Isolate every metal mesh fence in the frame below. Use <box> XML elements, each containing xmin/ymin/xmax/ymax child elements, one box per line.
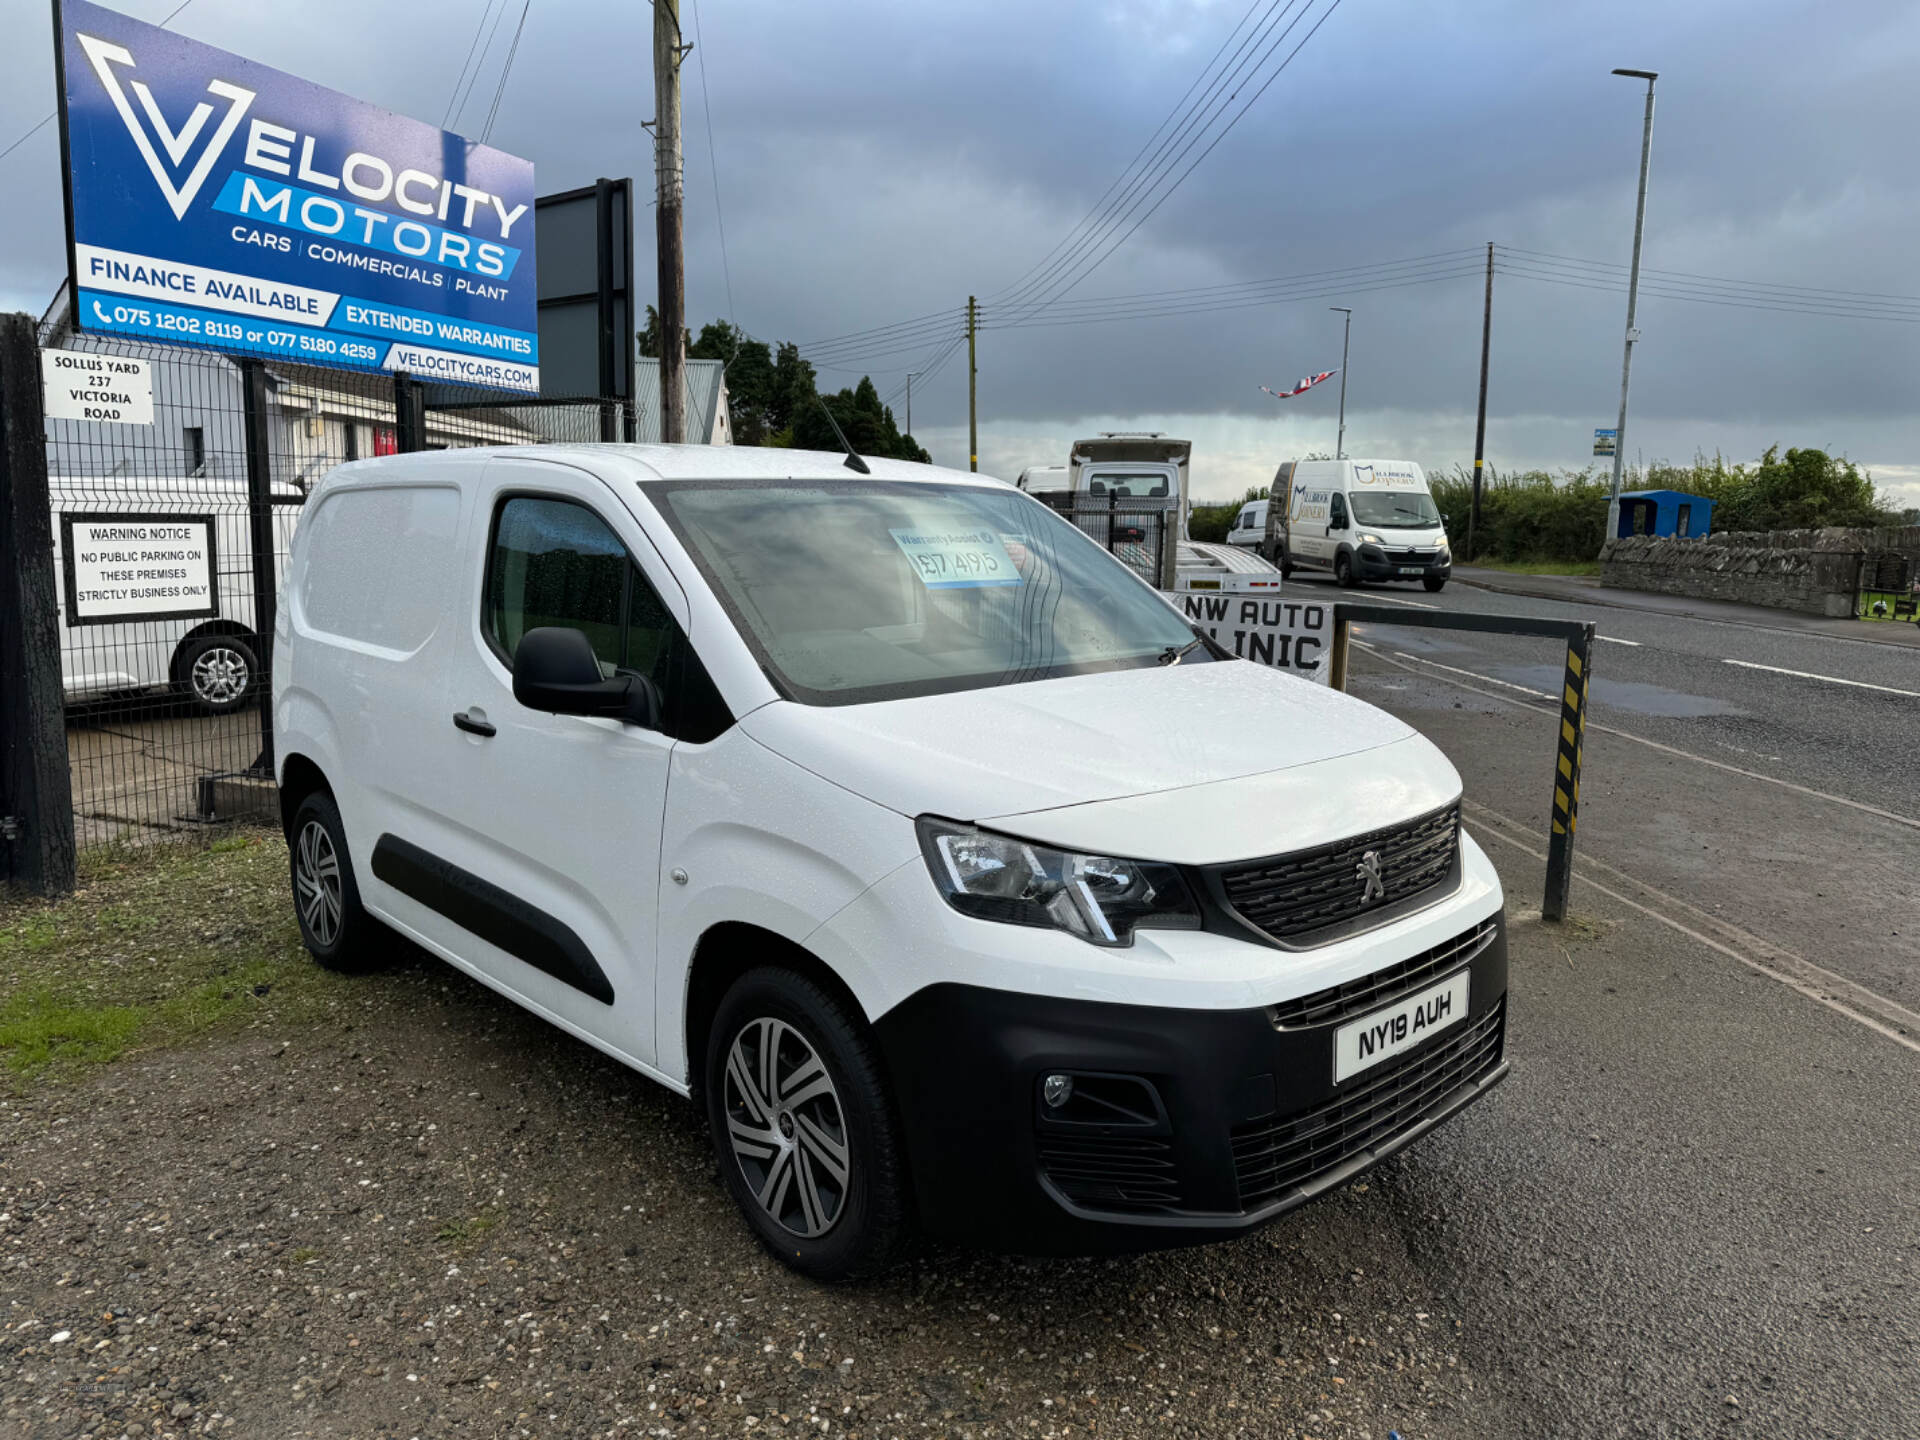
<box><xmin>1031</xmin><ymin>491</ymin><xmax>1178</xmax><ymax>590</ymax></box>
<box><xmin>30</xmin><ymin>321</ymin><xmax>632</xmax><ymax>854</ymax></box>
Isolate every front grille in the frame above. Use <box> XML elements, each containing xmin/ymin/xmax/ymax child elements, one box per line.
<box><xmin>1217</xmin><ymin>804</ymin><xmax>1459</xmax><ymax>943</ymax></box>
<box><xmin>1039</xmin><ymin>1135</ymin><xmax>1182</xmax><ymax>1213</ymax></box>
<box><xmin>1268</xmin><ymin>918</ymin><xmax>1498</xmax><ymax>1030</ymax></box>
<box><xmin>1232</xmin><ymin>1001</ymin><xmax>1505</xmax><ymax>1209</ymax></box>
<box><xmin>1386</xmin><ymin>549</ymin><xmax>1431</xmax><ymax>563</ymax></box>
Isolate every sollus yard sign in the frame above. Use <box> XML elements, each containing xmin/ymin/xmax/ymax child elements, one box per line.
<box><xmin>54</xmin><ymin>0</ymin><xmax>538</xmax><ymax>391</ymax></box>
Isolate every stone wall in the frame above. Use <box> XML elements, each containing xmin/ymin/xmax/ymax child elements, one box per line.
<box><xmin>1599</xmin><ymin>525</ymin><xmax>1920</xmax><ymax>617</ymax></box>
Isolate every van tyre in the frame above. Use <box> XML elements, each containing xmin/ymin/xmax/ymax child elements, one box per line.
<box><xmin>176</xmin><ymin>633</ymin><xmax>257</xmax><ymax>715</ymax></box>
<box><xmin>288</xmin><ymin>790</ymin><xmax>383</xmax><ymax>972</ymax></box>
<box><xmin>706</xmin><ymin>967</ymin><xmax>912</xmax><ymax>1282</ymax></box>
<box><xmin>1423</xmin><ymin>575</ymin><xmax>1448</xmax><ymax>593</ymax></box>
<box><xmin>1334</xmin><ymin>551</ymin><xmax>1356</xmax><ymax>588</ymax></box>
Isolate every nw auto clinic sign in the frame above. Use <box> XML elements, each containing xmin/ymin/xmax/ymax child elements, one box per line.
<box><xmin>55</xmin><ymin>0</ymin><xmax>538</xmax><ymax>391</ymax></box>
<box><xmin>1171</xmin><ymin>589</ymin><xmax>1331</xmax><ymax>684</ymax></box>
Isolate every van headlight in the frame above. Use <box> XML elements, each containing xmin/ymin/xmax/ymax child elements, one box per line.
<box><xmin>1356</xmin><ymin>532</ymin><xmax>1383</xmax><ymax>545</ymax></box>
<box><xmin>916</xmin><ymin>818</ymin><xmax>1200</xmax><ymax>947</ymax></box>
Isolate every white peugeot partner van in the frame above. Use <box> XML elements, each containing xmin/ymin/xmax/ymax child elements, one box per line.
<box><xmin>1264</xmin><ymin>458</ymin><xmax>1452</xmax><ymax>591</ymax></box>
<box><xmin>273</xmin><ymin>445</ymin><xmax>1507</xmax><ymax>1279</ymax></box>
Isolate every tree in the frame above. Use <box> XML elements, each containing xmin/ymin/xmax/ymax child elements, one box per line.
<box><xmin>689</xmin><ymin>322</ymin><xmax>775</xmax><ymax>446</ymax></box>
<box><xmin>1711</xmin><ymin>447</ymin><xmax>1892</xmax><ymax>532</ymax></box>
<box><xmin>791</xmin><ymin>376</ymin><xmax>928</xmax><ymax>463</ymax></box>
<box><xmin>635</xmin><ymin>305</ymin><xmax>692</xmax><ymax>360</ymax></box>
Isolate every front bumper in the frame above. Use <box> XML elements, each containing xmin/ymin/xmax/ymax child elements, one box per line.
<box><xmin>871</xmin><ymin>911</ymin><xmax>1508</xmax><ymax>1254</ymax></box>
<box><xmin>1354</xmin><ymin>545</ymin><xmax>1451</xmax><ymax>582</ymax></box>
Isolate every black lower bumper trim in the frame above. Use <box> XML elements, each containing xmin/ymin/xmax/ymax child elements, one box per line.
<box><xmin>872</xmin><ymin>912</ymin><xmax>1508</xmax><ymax>1254</ymax></box>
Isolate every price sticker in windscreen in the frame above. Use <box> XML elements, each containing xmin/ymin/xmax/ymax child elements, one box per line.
<box><xmin>889</xmin><ymin>527</ymin><xmax>1024</xmax><ymax>589</ymax></box>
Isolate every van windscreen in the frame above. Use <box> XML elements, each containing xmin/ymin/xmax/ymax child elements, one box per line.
<box><xmin>645</xmin><ymin>479</ymin><xmax>1213</xmax><ymax>705</ymax></box>
<box><xmin>1349</xmin><ymin>491</ymin><xmax>1441</xmax><ymax>528</ymax></box>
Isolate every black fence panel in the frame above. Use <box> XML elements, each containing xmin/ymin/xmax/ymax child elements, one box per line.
<box><xmin>1031</xmin><ymin>491</ymin><xmax>1178</xmax><ymax>589</ymax></box>
<box><xmin>29</xmin><ymin>320</ymin><xmax>633</xmax><ymax>855</ymax></box>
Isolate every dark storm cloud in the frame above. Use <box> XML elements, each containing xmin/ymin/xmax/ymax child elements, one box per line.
<box><xmin>3</xmin><ymin>0</ymin><xmax>1916</xmax><ymax>476</ymax></box>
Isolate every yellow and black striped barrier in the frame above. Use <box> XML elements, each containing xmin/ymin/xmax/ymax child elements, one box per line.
<box><xmin>1331</xmin><ymin>603</ymin><xmax>1597</xmax><ymax>923</ymax></box>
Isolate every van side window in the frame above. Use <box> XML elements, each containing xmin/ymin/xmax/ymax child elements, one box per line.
<box><xmin>486</xmin><ymin>497</ymin><xmax>629</xmax><ymax>671</ymax></box>
<box><xmin>484</xmin><ymin>495</ymin><xmax>734</xmax><ymax>742</ymax></box>
<box><xmin>1329</xmin><ymin>494</ymin><xmax>1349</xmax><ymax>529</ymax></box>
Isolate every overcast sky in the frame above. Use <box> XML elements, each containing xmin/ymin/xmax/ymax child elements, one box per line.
<box><xmin>5</xmin><ymin>0</ymin><xmax>1918</xmax><ymax>504</ymax></box>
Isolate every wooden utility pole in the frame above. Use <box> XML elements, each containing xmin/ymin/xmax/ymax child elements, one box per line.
<box><xmin>1468</xmin><ymin>241</ymin><xmax>1493</xmax><ymax>562</ymax></box>
<box><xmin>966</xmin><ymin>296</ymin><xmax>978</xmax><ymax>472</ymax></box>
<box><xmin>653</xmin><ymin>0</ymin><xmax>687</xmax><ymax>444</ymax></box>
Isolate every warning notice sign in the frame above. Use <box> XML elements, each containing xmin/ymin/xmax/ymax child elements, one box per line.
<box><xmin>60</xmin><ymin>512</ymin><xmax>218</xmax><ymax>624</ymax></box>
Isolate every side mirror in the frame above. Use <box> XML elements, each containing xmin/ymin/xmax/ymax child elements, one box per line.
<box><xmin>512</xmin><ymin>626</ymin><xmax>661</xmax><ymax>729</ymax></box>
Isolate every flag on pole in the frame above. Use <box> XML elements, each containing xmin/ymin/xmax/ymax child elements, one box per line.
<box><xmin>1261</xmin><ymin>370</ymin><xmax>1338</xmax><ymax>401</ymax></box>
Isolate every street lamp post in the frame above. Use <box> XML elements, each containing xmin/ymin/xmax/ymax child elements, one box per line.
<box><xmin>1607</xmin><ymin>68</ymin><xmax>1658</xmax><ymax>544</ymax></box>
<box><xmin>1329</xmin><ymin>306</ymin><xmax>1352</xmax><ymax>459</ymax></box>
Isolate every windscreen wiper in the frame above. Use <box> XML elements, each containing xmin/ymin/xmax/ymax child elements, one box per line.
<box><xmin>1159</xmin><ymin>636</ymin><xmax>1207</xmax><ymax>666</ymax></box>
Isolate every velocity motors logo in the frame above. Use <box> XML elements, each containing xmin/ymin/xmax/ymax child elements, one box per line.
<box><xmin>76</xmin><ymin>32</ymin><xmax>254</xmax><ymax>221</ymax></box>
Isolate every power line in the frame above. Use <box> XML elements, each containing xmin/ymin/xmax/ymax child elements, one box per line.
<box><xmin>983</xmin><ymin>261</ymin><xmax>1483</xmax><ymax>331</ymax></box>
<box><xmin>687</xmin><ymin>0</ymin><xmax>735</xmax><ymax>327</ymax></box>
<box><xmin>1495</xmin><ymin>250</ymin><xmax>1920</xmax><ymax>324</ymax></box>
<box><xmin>999</xmin><ymin>0</ymin><xmax>1348</xmax><ymax>327</ymax></box>
<box><xmin>1498</xmin><ymin>245</ymin><xmax>1920</xmax><ymax>309</ymax></box>
<box><xmin>0</xmin><ymin>0</ymin><xmax>197</xmax><ymax>166</ymax></box>
<box><xmin>992</xmin><ymin>0</ymin><xmax>1323</xmax><ymax>321</ymax></box>
<box><xmin>450</xmin><ymin>0</ymin><xmax>515</xmax><ymax>131</ymax></box>
<box><xmin>478</xmin><ymin>0</ymin><xmax>535</xmax><ymax>144</ymax></box>
<box><xmin>982</xmin><ymin>0</ymin><xmax>1297</xmax><ymax>309</ymax></box>
<box><xmin>444</xmin><ymin>0</ymin><xmax>503</xmax><ymax>128</ymax></box>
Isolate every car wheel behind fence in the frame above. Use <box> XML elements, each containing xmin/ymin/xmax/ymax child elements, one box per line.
<box><xmin>176</xmin><ymin>633</ymin><xmax>258</xmax><ymax>715</ymax></box>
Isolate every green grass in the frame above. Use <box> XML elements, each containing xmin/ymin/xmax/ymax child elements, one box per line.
<box><xmin>0</xmin><ymin>831</ymin><xmax>351</xmax><ymax>1091</ymax></box>
<box><xmin>1460</xmin><ymin>557</ymin><xmax>1602</xmax><ymax>578</ymax></box>
<box><xmin>435</xmin><ymin>1209</ymin><xmax>501</xmax><ymax>1246</ymax></box>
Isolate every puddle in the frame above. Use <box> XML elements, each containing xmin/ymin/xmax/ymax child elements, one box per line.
<box><xmin>1498</xmin><ymin>663</ymin><xmax>1748</xmax><ymax>718</ymax></box>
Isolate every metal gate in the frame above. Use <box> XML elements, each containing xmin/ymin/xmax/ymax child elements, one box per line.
<box><xmin>1031</xmin><ymin>491</ymin><xmax>1179</xmax><ymax>590</ymax></box>
<box><xmin>1</xmin><ymin>309</ymin><xmax>636</xmax><ymax>883</ymax></box>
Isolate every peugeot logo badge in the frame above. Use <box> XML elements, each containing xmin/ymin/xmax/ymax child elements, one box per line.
<box><xmin>1356</xmin><ymin>850</ymin><xmax>1386</xmax><ymax>906</ymax></box>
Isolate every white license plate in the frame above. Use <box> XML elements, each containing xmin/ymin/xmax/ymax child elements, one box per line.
<box><xmin>1397</xmin><ymin>565</ymin><xmax>1424</xmax><ymax>576</ymax></box>
<box><xmin>1333</xmin><ymin>969</ymin><xmax>1471</xmax><ymax>1083</ymax></box>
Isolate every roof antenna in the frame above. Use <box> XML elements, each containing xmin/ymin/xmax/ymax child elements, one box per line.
<box><xmin>813</xmin><ymin>395</ymin><xmax>870</xmax><ymax>474</ymax></box>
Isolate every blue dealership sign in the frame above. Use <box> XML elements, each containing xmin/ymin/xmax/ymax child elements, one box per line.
<box><xmin>55</xmin><ymin>0</ymin><xmax>538</xmax><ymax>391</ymax></box>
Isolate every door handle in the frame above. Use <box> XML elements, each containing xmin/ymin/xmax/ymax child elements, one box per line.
<box><xmin>452</xmin><ymin>710</ymin><xmax>496</xmax><ymax>737</ymax></box>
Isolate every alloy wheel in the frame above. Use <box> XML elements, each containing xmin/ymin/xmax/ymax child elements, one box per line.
<box><xmin>723</xmin><ymin>1017</ymin><xmax>851</xmax><ymax>1238</ymax></box>
<box><xmin>191</xmin><ymin>645</ymin><xmax>249</xmax><ymax>706</ymax></box>
<box><xmin>294</xmin><ymin>819</ymin><xmax>343</xmax><ymax>948</ymax></box>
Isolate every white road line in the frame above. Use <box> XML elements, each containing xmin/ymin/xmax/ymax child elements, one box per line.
<box><xmin>1360</xmin><ymin>647</ymin><xmax>1920</xmax><ymax>833</ymax></box>
<box><xmin>1392</xmin><ymin>652</ymin><xmax>1556</xmax><ymax>700</ymax></box>
<box><xmin>1353</xmin><ymin>593</ymin><xmax>1440</xmax><ymax>609</ymax></box>
<box><xmin>1596</xmin><ymin>635</ymin><xmax>1641</xmax><ymax>646</ymax></box>
<box><xmin>1466</xmin><ymin>802</ymin><xmax>1920</xmax><ymax>1057</ymax></box>
<box><xmin>1722</xmin><ymin>658</ymin><xmax>1920</xmax><ymax>699</ymax></box>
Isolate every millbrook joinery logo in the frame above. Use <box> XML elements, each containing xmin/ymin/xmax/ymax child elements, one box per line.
<box><xmin>75</xmin><ymin>31</ymin><xmax>256</xmax><ymax>221</ymax></box>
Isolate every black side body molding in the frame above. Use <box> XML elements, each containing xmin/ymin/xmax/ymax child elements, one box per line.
<box><xmin>371</xmin><ymin>835</ymin><xmax>614</xmax><ymax>1004</ymax></box>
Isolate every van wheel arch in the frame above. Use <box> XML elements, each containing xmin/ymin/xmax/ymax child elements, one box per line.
<box><xmin>277</xmin><ymin>753</ymin><xmax>333</xmax><ymax>841</ymax></box>
<box><xmin>683</xmin><ymin>923</ymin><xmax>868</xmax><ymax>1098</ymax></box>
<box><xmin>170</xmin><ymin>619</ymin><xmax>259</xmax><ymax>676</ymax></box>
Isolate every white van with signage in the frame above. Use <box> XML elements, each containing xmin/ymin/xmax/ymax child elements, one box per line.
<box><xmin>273</xmin><ymin>444</ymin><xmax>1508</xmax><ymax>1280</ymax></box>
<box><xmin>52</xmin><ymin>476</ymin><xmax>301</xmax><ymax>713</ymax></box>
<box><xmin>1264</xmin><ymin>458</ymin><xmax>1452</xmax><ymax>592</ymax></box>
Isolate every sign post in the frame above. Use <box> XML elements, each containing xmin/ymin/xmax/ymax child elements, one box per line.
<box><xmin>54</xmin><ymin>0</ymin><xmax>538</xmax><ymax>390</ymax></box>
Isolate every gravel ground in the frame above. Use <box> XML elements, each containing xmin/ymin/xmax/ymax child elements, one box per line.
<box><xmin>2</xmin><ymin>836</ymin><xmax>1508</xmax><ymax>1440</ymax></box>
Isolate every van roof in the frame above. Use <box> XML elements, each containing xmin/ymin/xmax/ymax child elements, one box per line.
<box><xmin>342</xmin><ymin>443</ymin><xmax>996</xmax><ymax>487</ymax></box>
